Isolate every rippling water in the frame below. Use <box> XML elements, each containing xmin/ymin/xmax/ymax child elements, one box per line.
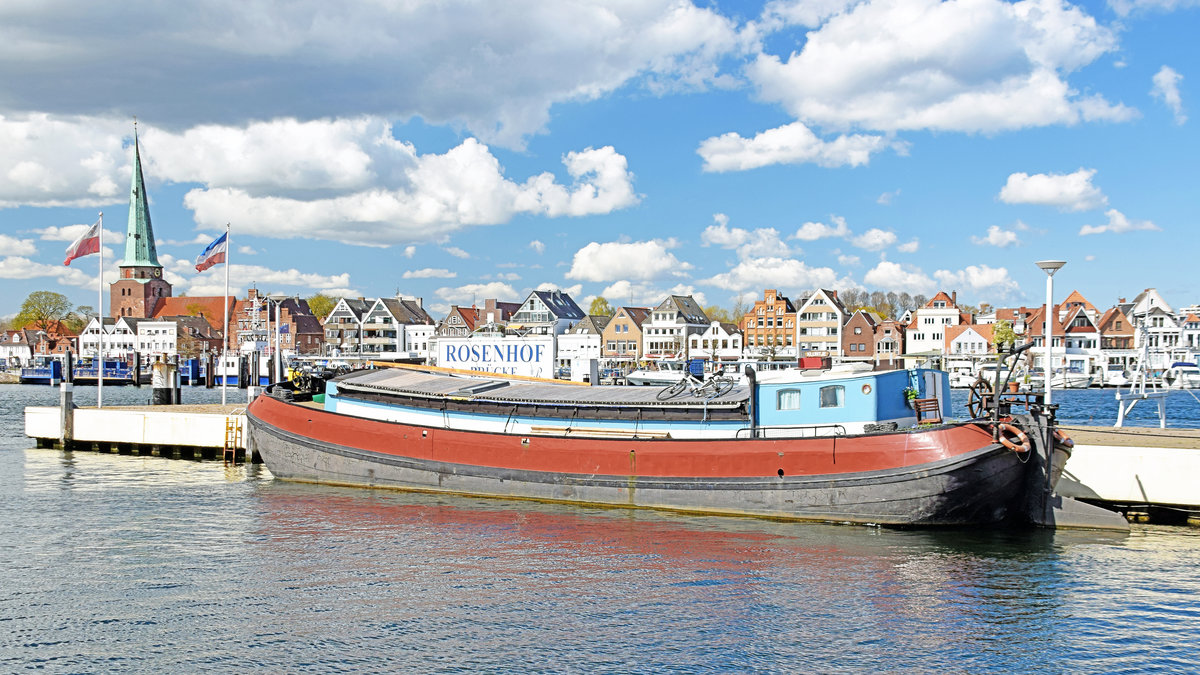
<box><xmin>3</xmin><ymin>383</ymin><xmax>1200</xmax><ymax>672</ymax></box>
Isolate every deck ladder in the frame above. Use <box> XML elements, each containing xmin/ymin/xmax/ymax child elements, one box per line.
<box><xmin>223</xmin><ymin>417</ymin><xmax>242</xmax><ymax>464</ymax></box>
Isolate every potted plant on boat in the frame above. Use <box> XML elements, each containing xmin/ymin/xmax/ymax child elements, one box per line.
<box><xmin>903</xmin><ymin>387</ymin><xmax>919</xmax><ymax>408</ymax></box>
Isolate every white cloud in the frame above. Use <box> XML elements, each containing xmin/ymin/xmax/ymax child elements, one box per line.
<box><xmin>0</xmin><ymin>255</ymin><xmax>106</xmax><ymax>287</ymax></box>
<box><xmin>793</xmin><ymin>215</ymin><xmax>850</xmax><ymax>241</ymax></box>
<box><xmin>701</xmin><ymin>216</ymin><xmax>790</xmax><ymax>259</ymax></box>
<box><xmin>494</xmin><ymin>272</ymin><xmax>522</xmax><ymax>281</ymax></box>
<box><xmin>837</xmin><ymin>254</ymin><xmax>860</xmax><ymax>266</ymax></box>
<box><xmin>998</xmin><ymin>168</ymin><xmax>1107</xmax><ymax>211</ymax></box>
<box><xmin>403</xmin><ymin>246</ymin><xmax>416</xmax><ymax>258</ymax></box>
<box><xmin>1</xmin><ymin>3</ymin><xmax>747</xmax><ymax>149</ymax></box>
<box><xmin>402</xmin><ymin>268</ymin><xmax>457</xmax><ymax>279</ymax></box>
<box><xmin>35</xmin><ymin>223</ymin><xmax>122</xmax><ymax>244</ymax></box>
<box><xmin>971</xmin><ymin>225</ymin><xmax>1021</xmax><ymax>247</ymax></box>
<box><xmin>747</xmin><ymin>0</ymin><xmax>1129</xmax><ymax>139</ymax></box>
<box><xmin>702</xmin><ymin>256</ymin><xmax>845</xmax><ymax>292</ymax></box>
<box><xmin>1078</xmin><ymin>209</ymin><xmax>1161</xmax><ymax>235</ymax></box>
<box><xmin>443</xmin><ymin>246</ymin><xmax>470</xmax><ymax>259</ymax></box>
<box><xmin>1151</xmin><ymin>65</ymin><xmax>1187</xmax><ymax>124</ymax></box>
<box><xmin>597</xmin><ymin>280</ymin><xmax>662</xmax><ymax>307</ymax></box>
<box><xmin>182</xmin><ymin>263</ymin><xmax>355</xmax><ymax>298</ymax></box>
<box><xmin>851</xmin><ymin>228</ymin><xmax>897</xmax><ymax>251</ymax></box>
<box><xmin>184</xmin><ymin>137</ymin><xmax>639</xmax><ymax>247</ymax></box>
<box><xmin>529</xmin><ymin>240</ymin><xmax>546</xmax><ymax>254</ymax></box>
<box><xmin>1109</xmin><ymin>0</ymin><xmax>1200</xmax><ymax>17</ymax></box>
<box><xmin>566</xmin><ymin>239</ymin><xmax>691</xmax><ymax>282</ymax></box>
<box><xmin>435</xmin><ymin>282</ymin><xmax>521</xmax><ymax>305</ymax></box>
<box><xmin>237</xmin><ymin>245</ymin><xmax>257</xmax><ymax>255</ymax></box>
<box><xmin>698</xmin><ymin>121</ymin><xmax>890</xmax><ymax>171</ymax></box>
<box><xmin>933</xmin><ymin>264</ymin><xmax>1019</xmax><ymax>296</ymax></box>
<box><xmin>877</xmin><ymin>189</ymin><xmax>901</xmax><ymax>205</ymax></box>
<box><xmin>897</xmin><ymin>239</ymin><xmax>919</xmax><ymax>253</ymax></box>
<box><xmin>863</xmin><ymin>261</ymin><xmax>936</xmax><ymax>294</ymax></box>
<box><xmin>535</xmin><ymin>282</ymin><xmax>583</xmax><ymax>299</ymax></box>
<box><xmin>0</xmin><ymin>234</ymin><xmax>37</xmax><ymax>257</ymax></box>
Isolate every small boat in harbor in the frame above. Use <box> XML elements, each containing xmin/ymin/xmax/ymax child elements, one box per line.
<box><xmin>624</xmin><ymin>360</ymin><xmax>689</xmax><ymax>386</ymax></box>
<box><xmin>246</xmin><ymin>354</ymin><xmax>1126</xmax><ymax>529</ymax></box>
<box><xmin>1161</xmin><ymin>362</ymin><xmax>1200</xmax><ymax>390</ymax></box>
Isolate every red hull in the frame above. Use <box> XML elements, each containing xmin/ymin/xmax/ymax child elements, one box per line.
<box><xmin>250</xmin><ymin>394</ymin><xmax>997</xmax><ymax>478</ymax></box>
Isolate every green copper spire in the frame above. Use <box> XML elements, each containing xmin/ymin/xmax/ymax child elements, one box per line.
<box><xmin>123</xmin><ymin>130</ymin><xmax>161</xmax><ymax>268</ymax></box>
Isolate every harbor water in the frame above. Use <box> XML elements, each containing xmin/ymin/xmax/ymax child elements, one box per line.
<box><xmin>3</xmin><ymin>384</ymin><xmax>1200</xmax><ymax>672</ymax></box>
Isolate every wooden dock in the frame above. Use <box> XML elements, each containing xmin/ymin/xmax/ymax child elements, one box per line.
<box><xmin>24</xmin><ymin>403</ymin><xmax>255</xmax><ymax>462</ymax></box>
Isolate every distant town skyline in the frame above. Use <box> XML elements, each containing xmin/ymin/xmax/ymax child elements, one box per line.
<box><xmin>1</xmin><ymin>0</ymin><xmax>1196</xmax><ymax>319</ymax></box>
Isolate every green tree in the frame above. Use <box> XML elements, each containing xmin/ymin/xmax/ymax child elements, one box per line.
<box><xmin>589</xmin><ymin>296</ymin><xmax>615</xmax><ymax>316</ymax></box>
<box><xmin>992</xmin><ymin>319</ymin><xmax>1017</xmax><ymax>351</ymax></box>
<box><xmin>63</xmin><ymin>304</ymin><xmax>95</xmax><ymax>333</ymax></box>
<box><xmin>703</xmin><ymin>305</ymin><xmax>731</xmax><ymax>324</ymax></box>
<box><xmin>307</xmin><ymin>293</ymin><xmax>337</xmax><ymax>320</ymax></box>
<box><xmin>14</xmin><ymin>291</ymin><xmax>75</xmax><ymax>332</ymax></box>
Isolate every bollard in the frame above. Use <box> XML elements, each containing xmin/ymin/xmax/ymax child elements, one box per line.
<box><xmin>59</xmin><ymin>381</ymin><xmax>74</xmax><ymax>447</ymax></box>
<box><xmin>151</xmin><ymin>356</ymin><xmax>175</xmax><ymax>405</ymax></box>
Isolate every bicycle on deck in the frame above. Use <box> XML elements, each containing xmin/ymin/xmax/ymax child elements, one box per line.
<box><xmin>655</xmin><ymin>372</ymin><xmax>736</xmax><ymax>401</ymax></box>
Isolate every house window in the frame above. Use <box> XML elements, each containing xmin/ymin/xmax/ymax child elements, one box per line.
<box><xmin>777</xmin><ymin>389</ymin><xmax>801</xmax><ymax>410</ymax></box>
<box><xmin>854</xmin><ymin>327</ymin><xmax>861</xmax><ymax>334</ymax></box>
<box><xmin>819</xmin><ymin>385</ymin><xmax>845</xmax><ymax>408</ymax></box>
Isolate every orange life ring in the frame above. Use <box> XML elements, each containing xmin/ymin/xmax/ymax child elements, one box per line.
<box><xmin>1052</xmin><ymin>428</ymin><xmax>1074</xmax><ymax>449</ymax></box>
<box><xmin>997</xmin><ymin>423</ymin><xmax>1031</xmax><ymax>453</ymax></box>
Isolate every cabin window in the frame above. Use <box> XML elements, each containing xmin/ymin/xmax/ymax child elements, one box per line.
<box><xmin>819</xmin><ymin>385</ymin><xmax>845</xmax><ymax>408</ymax></box>
<box><xmin>777</xmin><ymin>389</ymin><xmax>801</xmax><ymax>410</ymax></box>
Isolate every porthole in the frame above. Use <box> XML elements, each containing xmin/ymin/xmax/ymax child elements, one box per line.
<box><xmin>861</xmin><ymin>384</ymin><xmax>872</xmax><ymax>395</ymax></box>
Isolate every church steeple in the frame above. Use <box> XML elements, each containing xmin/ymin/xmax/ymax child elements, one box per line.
<box><xmin>110</xmin><ymin>123</ymin><xmax>172</xmax><ymax>319</ymax></box>
<box><xmin>123</xmin><ymin>128</ymin><xmax>161</xmax><ymax>269</ymax></box>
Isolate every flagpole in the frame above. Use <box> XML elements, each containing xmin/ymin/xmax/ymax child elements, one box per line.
<box><xmin>97</xmin><ymin>212</ymin><xmax>104</xmax><ymax>409</ymax></box>
<box><xmin>222</xmin><ymin>223</ymin><xmax>230</xmax><ymax>405</ymax></box>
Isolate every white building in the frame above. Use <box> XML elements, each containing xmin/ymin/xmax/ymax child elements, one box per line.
<box><xmin>904</xmin><ymin>291</ymin><xmax>968</xmax><ymax>365</ymax></box>
<box><xmin>794</xmin><ymin>288</ymin><xmax>848</xmax><ymax>357</ymax></box>
<box><xmin>641</xmin><ymin>295</ymin><xmax>710</xmax><ymax>360</ymax></box>
<box><xmin>688</xmin><ymin>321</ymin><xmax>743</xmax><ymax>363</ymax></box>
<box><xmin>556</xmin><ymin>315</ymin><xmax>609</xmax><ymax>369</ymax></box>
<box><xmin>509</xmin><ymin>290</ymin><xmax>586</xmax><ymax>335</ymax></box>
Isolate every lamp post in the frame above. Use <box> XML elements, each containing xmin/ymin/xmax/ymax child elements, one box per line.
<box><xmin>1035</xmin><ymin>260</ymin><xmax>1066</xmax><ymax>406</ymax></box>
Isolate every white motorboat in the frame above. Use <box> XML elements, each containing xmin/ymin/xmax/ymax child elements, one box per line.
<box><xmin>1101</xmin><ymin>363</ymin><xmax>1131</xmax><ymax>388</ymax></box>
<box><xmin>625</xmin><ymin>360</ymin><xmax>690</xmax><ymax>386</ymax></box>
<box><xmin>1052</xmin><ymin>366</ymin><xmax>1093</xmax><ymax>389</ymax></box>
<box><xmin>1161</xmin><ymin>362</ymin><xmax>1200</xmax><ymax>389</ymax></box>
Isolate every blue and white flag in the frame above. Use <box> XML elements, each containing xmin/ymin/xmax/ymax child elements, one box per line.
<box><xmin>194</xmin><ymin>232</ymin><xmax>228</xmax><ymax>272</ymax></box>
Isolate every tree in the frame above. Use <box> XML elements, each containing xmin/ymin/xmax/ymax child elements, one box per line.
<box><xmin>63</xmin><ymin>304</ymin><xmax>95</xmax><ymax>333</ymax></box>
<box><xmin>913</xmin><ymin>294</ymin><xmax>928</xmax><ymax>309</ymax></box>
<box><xmin>185</xmin><ymin>302</ymin><xmax>207</xmax><ymax>317</ymax></box>
<box><xmin>589</xmin><ymin>296</ymin><xmax>615</xmax><ymax>316</ymax></box>
<box><xmin>731</xmin><ymin>296</ymin><xmax>749</xmax><ymax>323</ymax></box>
<box><xmin>704</xmin><ymin>304</ymin><xmax>731</xmax><ymax>324</ymax></box>
<box><xmin>14</xmin><ymin>291</ymin><xmax>74</xmax><ymax>332</ymax></box>
<box><xmin>897</xmin><ymin>291</ymin><xmax>913</xmax><ymax>313</ymax></box>
<box><xmin>307</xmin><ymin>293</ymin><xmax>337</xmax><ymax>320</ymax></box>
<box><xmin>992</xmin><ymin>320</ymin><xmax>1017</xmax><ymax>351</ymax></box>
<box><xmin>177</xmin><ymin>327</ymin><xmax>206</xmax><ymax>359</ymax></box>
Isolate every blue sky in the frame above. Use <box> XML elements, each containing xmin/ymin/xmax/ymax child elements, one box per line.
<box><xmin>1</xmin><ymin>0</ymin><xmax>1197</xmax><ymax>320</ymax></box>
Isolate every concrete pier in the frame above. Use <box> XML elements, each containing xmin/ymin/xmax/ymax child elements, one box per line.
<box><xmin>1059</xmin><ymin>425</ymin><xmax>1200</xmax><ymax>523</ymax></box>
<box><xmin>24</xmin><ymin>403</ymin><xmax>256</xmax><ymax>463</ymax></box>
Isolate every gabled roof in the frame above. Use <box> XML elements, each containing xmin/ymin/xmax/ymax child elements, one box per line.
<box><xmin>569</xmin><ymin>315</ymin><xmax>611</xmax><ymax>334</ymax></box>
<box><xmin>527</xmin><ymin>290</ymin><xmax>586</xmax><ymax>320</ymax></box>
<box><xmin>444</xmin><ymin>306</ymin><xmax>479</xmax><ymax>331</ymax></box>
<box><xmin>1062</xmin><ymin>305</ymin><xmax>1098</xmax><ymax>333</ymax></box>
<box><xmin>1185</xmin><ymin>313</ymin><xmax>1200</xmax><ymax>324</ymax></box>
<box><xmin>1061</xmin><ymin>289</ymin><xmax>1096</xmax><ymax>314</ymax></box>
<box><xmin>924</xmin><ymin>291</ymin><xmax>957</xmax><ymax>308</ymax></box>
<box><xmin>614</xmin><ymin>307</ymin><xmax>651</xmax><ymax>327</ymax></box>
<box><xmin>653</xmin><ymin>295</ymin><xmax>709</xmax><ymax>324</ymax></box>
<box><xmin>719</xmin><ymin>322</ymin><xmax>742</xmax><ymax>335</ymax></box>
<box><xmin>151</xmin><ymin>296</ymin><xmax>237</xmax><ymax>331</ymax></box>
<box><xmin>847</xmin><ymin>309</ymin><xmax>879</xmax><ymax>327</ymax></box>
<box><xmin>945</xmin><ymin>323</ymin><xmax>994</xmax><ymax>343</ymax></box>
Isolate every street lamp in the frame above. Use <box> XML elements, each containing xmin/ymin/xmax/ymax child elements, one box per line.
<box><xmin>1035</xmin><ymin>260</ymin><xmax>1066</xmax><ymax>406</ymax></box>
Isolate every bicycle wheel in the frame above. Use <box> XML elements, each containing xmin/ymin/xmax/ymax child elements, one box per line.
<box><xmin>656</xmin><ymin>377</ymin><xmax>689</xmax><ymax>401</ymax></box>
<box><xmin>710</xmin><ymin>377</ymin><xmax>734</xmax><ymax>398</ymax></box>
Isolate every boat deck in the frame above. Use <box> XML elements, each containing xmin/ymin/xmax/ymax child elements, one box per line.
<box><xmin>335</xmin><ymin>368</ymin><xmax>750</xmax><ymax>408</ymax></box>
<box><xmin>1061</xmin><ymin>425</ymin><xmax>1200</xmax><ymax>449</ymax></box>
